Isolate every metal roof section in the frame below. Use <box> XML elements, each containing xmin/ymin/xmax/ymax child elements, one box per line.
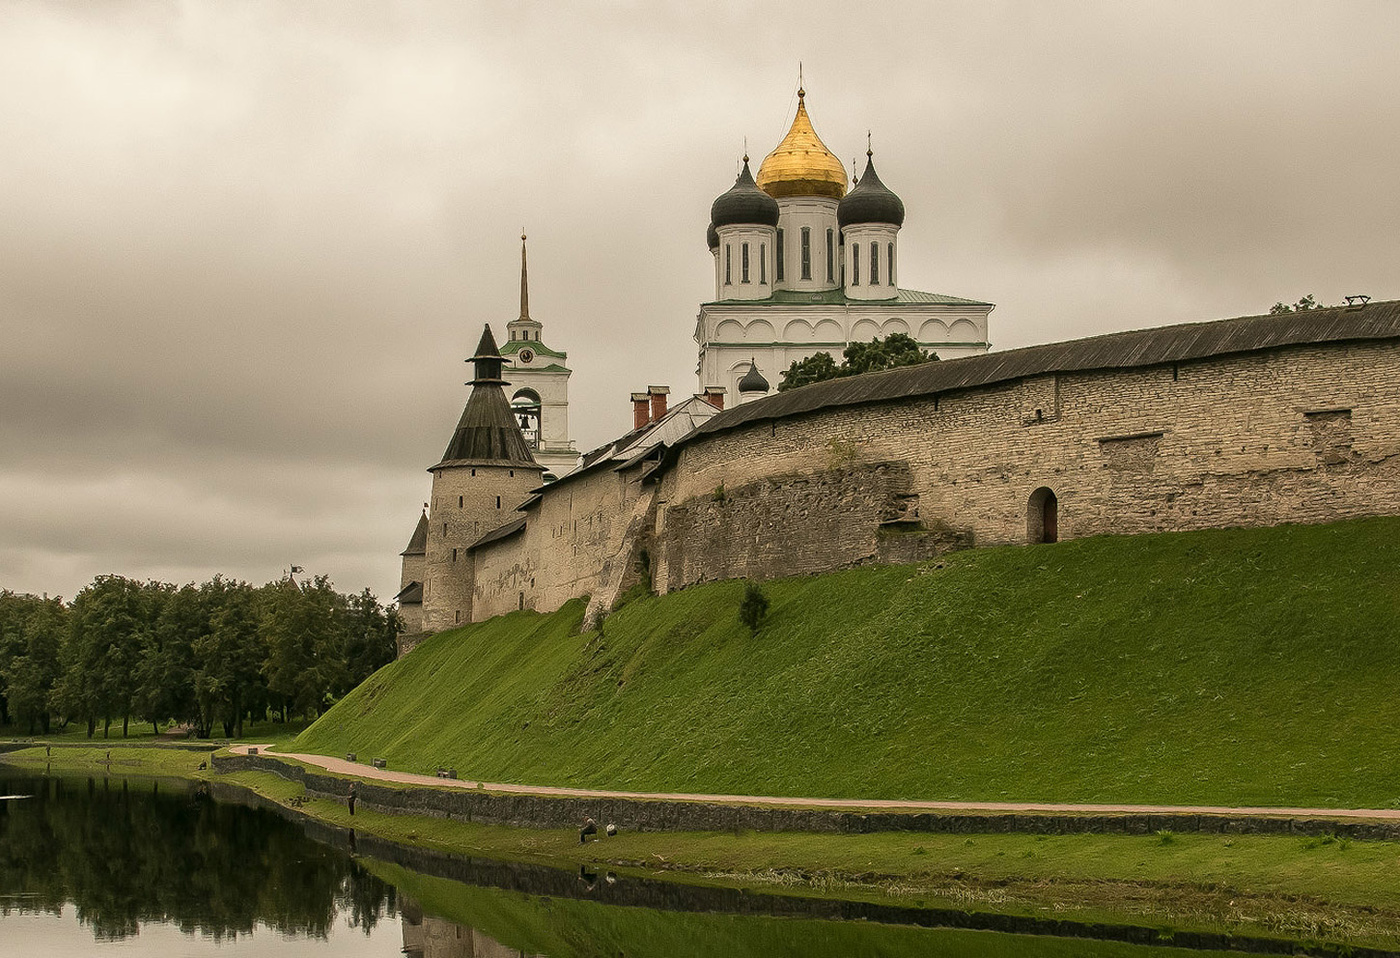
<box><xmin>682</xmin><ymin>300</ymin><xmax>1400</xmax><ymax>444</ymax></box>
<box><xmin>838</xmin><ymin>153</ymin><xmax>905</xmax><ymax>228</ymax></box>
<box><xmin>468</xmin><ymin>516</ymin><xmax>528</xmax><ymax>552</ymax></box>
<box><xmin>520</xmin><ymin>394</ymin><xmax>723</xmax><ymax>498</ymax></box>
<box><xmin>738</xmin><ymin>360</ymin><xmax>770</xmax><ymax>393</ymax></box>
<box><xmin>393</xmin><ymin>581</ymin><xmax>423</xmax><ymax>605</ymax></box>
<box><xmin>400</xmin><ymin>511</ymin><xmax>429</xmax><ymax>557</ymax></box>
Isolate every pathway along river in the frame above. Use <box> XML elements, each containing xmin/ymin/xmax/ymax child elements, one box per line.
<box><xmin>0</xmin><ymin>769</ymin><xmax>1383</xmax><ymax>958</ymax></box>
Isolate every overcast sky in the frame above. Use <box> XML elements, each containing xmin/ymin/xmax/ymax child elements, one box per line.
<box><xmin>3</xmin><ymin>1</ymin><xmax>1397</xmax><ymax>603</ymax></box>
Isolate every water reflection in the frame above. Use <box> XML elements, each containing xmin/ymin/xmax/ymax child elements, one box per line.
<box><xmin>401</xmin><ymin>897</ymin><xmax>539</xmax><ymax>958</ymax></box>
<box><xmin>0</xmin><ymin>770</ymin><xmax>1365</xmax><ymax>958</ymax></box>
<box><xmin>0</xmin><ymin>774</ymin><xmax>395</xmax><ymax>944</ymax></box>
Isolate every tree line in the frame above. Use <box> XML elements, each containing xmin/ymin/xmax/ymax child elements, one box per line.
<box><xmin>0</xmin><ymin>573</ymin><xmax>400</xmax><ymax>738</ymax></box>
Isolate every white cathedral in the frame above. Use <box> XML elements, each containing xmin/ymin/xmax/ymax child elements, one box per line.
<box><xmin>697</xmin><ymin>85</ymin><xmax>993</xmax><ymax>402</ymax></box>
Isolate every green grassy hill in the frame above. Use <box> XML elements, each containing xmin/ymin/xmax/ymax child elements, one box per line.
<box><xmin>295</xmin><ymin>518</ymin><xmax>1400</xmax><ymax>807</ymax></box>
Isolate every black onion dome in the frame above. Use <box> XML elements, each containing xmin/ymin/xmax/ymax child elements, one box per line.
<box><xmin>838</xmin><ymin>156</ymin><xmax>905</xmax><ymax>228</ymax></box>
<box><xmin>706</xmin><ymin>221</ymin><xmax>719</xmax><ymax>250</ymax></box>
<box><xmin>710</xmin><ymin>159</ymin><xmax>780</xmax><ymax>230</ymax></box>
<box><xmin>738</xmin><ymin>360</ymin><xmax>770</xmax><ymax>393</ymax></box>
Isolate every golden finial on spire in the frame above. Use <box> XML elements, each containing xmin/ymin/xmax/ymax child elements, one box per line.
<box><xmin>798</xmin><ymin>62</ymin><xmax>804</xmax><ymax>99</ymax></box>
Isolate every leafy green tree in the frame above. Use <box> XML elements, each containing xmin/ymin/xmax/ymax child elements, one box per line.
<box><xmin>2</xmin><ymin>595</ymin><xmax>66</xmax><ymax>733</ymax></box>
<box><xmin>139</xmin><ymin>584</ymin><xmax>203</xmax><ymax>735</ymax></box>
<box><xmin>337</xmin><ymin>588</ymin><xmax>401</xmax><ymax>695</ymax></box>
<box><xmin>0</xmin><ymin>590</ymin><xmax>30</xmax><ymax>726</ymax></box>
<box><xmin>778</xmin><ymin>333</ymin><xmax>936</xmax><ymax>391</ymax></box>
<box><xmin>778</xmin><ymin>351</ymin><xmax>840</xmax><ymax>391</ymax></box>
<box><xmin>63</xmin><ymin>576</ymin><xmax>163</xmax><ymax>737</ymax></box>
<box><xmin>262</xmin><ymin>574</ymin><xmax>346</xmax><ymax>720</ymax></box>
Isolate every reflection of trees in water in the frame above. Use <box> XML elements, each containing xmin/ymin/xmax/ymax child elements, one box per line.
<box><xmin>0</xmin><ymin>775</ymin><xmax>395</xmax><ymax>941</ymax></box>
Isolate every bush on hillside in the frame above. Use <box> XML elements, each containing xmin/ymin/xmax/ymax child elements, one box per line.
<box><xmin>738</xmin><ymin>583</ymin><xmax>769</xmax><ymax>634</ymax></box>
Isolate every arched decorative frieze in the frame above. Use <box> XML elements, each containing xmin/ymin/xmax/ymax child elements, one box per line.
<box><xmin>745</xmin><ymin>319</ymin><xmax>776</xmax><ymax>343</ymax></box>
<box><xmin>918</xmin><ymin>318</ymin><xmax>950</xmax><ymax>340</ymax></box>
<box><xmin>949</xmin><ymin>318</ymin><xmax>981</xmax><ymax>340</ymax></box>
<box><xmin>851</xmin><ymin>318</ymin><xmax>881</xmax><ymax>342</ymax></box>
<box><xmin>882</xmin><ymin>317</ymin><xmax>910</xmax><ymax>336</ymax></box>
<box><xmin>783</xmin><ymin>318</ymin><xmax>815</xmax><ymax>340</ymax></box>
<box><xmin>813</xmin><ymin>319</ymin><xmax>843</xmax><ymax>342</ymax></box>
<box><xmin>714</xmin><ymin>319</ymin><xmax>745</xmax><ymax>342</ymax></box>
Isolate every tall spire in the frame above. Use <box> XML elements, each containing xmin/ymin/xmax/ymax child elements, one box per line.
<box><xmin>518</xmin><ymin>232</ymin><xmax>530</xmax><ymax>322</ymax></box>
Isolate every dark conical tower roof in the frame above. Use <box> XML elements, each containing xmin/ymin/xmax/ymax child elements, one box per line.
<box><xmin>400</xmin><ymin>510</ymin><xmax>428</xmax><ymax>556</ymax></box>
<box><xmin>433</xmin><ymin>324</ymin><xmax>543</xmax><ymax>469</ymax></box>
<box><xmin>838</xmin><ymin>153</ymin><xmax>905</xmax><ymax>228</ymax></box>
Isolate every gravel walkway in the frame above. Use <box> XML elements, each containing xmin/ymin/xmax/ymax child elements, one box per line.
<box><xmin>226</xmin><ymin>745</ymin><xmax>1400</xmax><ymax>821</ymax></box>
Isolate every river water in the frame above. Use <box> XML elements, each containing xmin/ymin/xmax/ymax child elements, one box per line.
<box><xmin>0</xmin><ymin>771</ymin><xmax>1342</xmax><ymax>958</ymax></box>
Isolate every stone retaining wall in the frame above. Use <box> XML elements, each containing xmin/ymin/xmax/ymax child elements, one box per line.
<box><xmin>214</xmin><ymin>753</ymin><xmax>1400</xmax><ymax>841</ymax></box>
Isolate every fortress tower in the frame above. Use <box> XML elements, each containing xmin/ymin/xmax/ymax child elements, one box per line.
<box><xmin>696</xmin><ymin>84</ymin><xmax>994</xmax><ymax>402</ymax></box>
<box><xmin>500</xmin><ymin>235</ymin><xmax>578</xmax><ymax>479</ymax></box>
<box><xmin>419</xmin><ymin>325</ymin><xmax>544</xmax><ymax>632</ymax></box>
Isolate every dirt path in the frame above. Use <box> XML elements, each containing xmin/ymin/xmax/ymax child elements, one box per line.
<box><xmin>226</xmin><ymin>744</ymin><xmax>1400</xmax><ymax>821</ymax></box>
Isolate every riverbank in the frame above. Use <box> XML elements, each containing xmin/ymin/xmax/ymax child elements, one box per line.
<box><xmin>7</xmin><ymin>743</ymin><xmax>1400</xmax><ymax>953</ymax></box>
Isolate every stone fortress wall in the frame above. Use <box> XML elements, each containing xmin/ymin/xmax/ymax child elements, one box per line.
<box><xmin>467</xmin><ymin>303</ymin><xmax>1400</xmax><ymax>625</ymax></box>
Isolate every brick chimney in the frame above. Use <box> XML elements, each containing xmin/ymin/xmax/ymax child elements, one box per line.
<box><xmin>631</xmin><ymin>392</ymin><xmax>650</xmax><ymax>430</ymax></box>
<box><xmin>648</xmin><ymin>385</ymin><xmax>669</xmax><ymax>422</ymax></box>
<box><xmin>703</xmin><ymin>386</ymin><xmax>725</xmax><ymax>411</ymax></box>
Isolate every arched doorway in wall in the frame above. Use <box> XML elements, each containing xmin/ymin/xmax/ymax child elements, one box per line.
<box><xmin>1027</xmin><ymin>487</ymin><xmax>1058</xmax><ymax>544</ymax></box>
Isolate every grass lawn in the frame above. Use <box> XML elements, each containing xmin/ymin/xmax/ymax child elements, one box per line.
<box><xmin>0</xmin><ymin>718</ymin><xmax>314</xmax><ymax>747</ymax></box>
<box><xmin>293</xmin><ymin>517</ymin><xmax>1400</xmax><ymax>807</ymax></box>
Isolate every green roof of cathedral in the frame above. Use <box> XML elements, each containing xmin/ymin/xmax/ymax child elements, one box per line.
<box><xmin>704</xmin><ymin>287</ymin><xmax>993</xmax><ymax>308</ymax></box>
<box><xmin>500</xmin><ymin>339</ymin><xmax>569</xmax><ymax>360</ymax></box>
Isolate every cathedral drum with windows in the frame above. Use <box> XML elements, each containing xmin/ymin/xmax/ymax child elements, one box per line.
<box><xmin>696</xmin><ymin>86</ymin><xmax>994</xmax><ymax>402</ymax></box>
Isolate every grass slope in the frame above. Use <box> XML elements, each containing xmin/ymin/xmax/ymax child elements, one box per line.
<box><xmin>295</xmin><ymin>518</ymin><xmax>1400</xmax><ymax>806</ymax></box>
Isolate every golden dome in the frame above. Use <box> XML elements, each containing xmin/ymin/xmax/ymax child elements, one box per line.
<box><xmin>756</xmin><ymin>90</ymin><xmax>847</xmax><ymax>200</ymax></box>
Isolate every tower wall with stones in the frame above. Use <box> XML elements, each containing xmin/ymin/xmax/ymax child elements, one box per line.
<box><xmin>422</xmin><ymin>464</ymin><xmax>540</xmax><ymax>632</ymax></box>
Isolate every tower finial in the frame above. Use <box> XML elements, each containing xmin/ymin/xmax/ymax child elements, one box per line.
<box><xmin>743</xmin><ymin>136</ymin><xmax>748</xmax><ymax>164</ymax></box>
<box><xmin>867</xmin><ymin>130</ymin><xmax>872</xmax><ymax>157</ymax></box>
<box><xmin>798</xmin><ymin>62</ymin><xmax>804</xmax><ymax>99</ymax></box>
<box><xmin>518</xmin><ymin>232</ymin><xmax>530</xmax><ymax>322</ymax></box>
